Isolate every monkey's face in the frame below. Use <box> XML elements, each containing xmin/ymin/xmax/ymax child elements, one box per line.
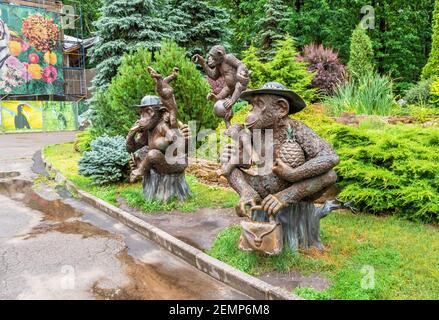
<box><xmin>207</xmin><ymin>48</ymin><xmax>225</xmax><ymax>68</ymax></box>
<box><xmin>245</xmin><ymin>95</ymin><xmax>289</xmax><ymax>130</ymax></box>
<box><xmin>139</xmin><ymin>107</ymin><xmax>164</xmax><ymax>130</ymax></box>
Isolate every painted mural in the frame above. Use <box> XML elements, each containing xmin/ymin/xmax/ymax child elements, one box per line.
<box><xmin>1</xmin><ymin>100</ymin><xmax>43</xmax><ymax>131</ymax></box>
<box><xmin>0</xmin><ymin>3</ymin><xmax>64</xmax><ymax>95</ymax></box>
<box><xmin>42</xmin><ymin>101</ymin><xmax>77</xmax><ymax>131</ymax></box>
<box><xmin>1</xmin><ymin>101</ymin><xmax>77</xmax><ymax>132</ymax></box>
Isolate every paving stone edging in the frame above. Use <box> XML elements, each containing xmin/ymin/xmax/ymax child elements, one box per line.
<box><xmin>41</xmin><ymin>150</ymin><xmax>302</xmax><ymax>300</ymax></box>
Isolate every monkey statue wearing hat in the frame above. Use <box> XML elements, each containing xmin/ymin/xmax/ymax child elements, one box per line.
<box><xmin>220</xmin><ymin>82</ymin><xmax>340</xmax><ymax>219</ymax></box>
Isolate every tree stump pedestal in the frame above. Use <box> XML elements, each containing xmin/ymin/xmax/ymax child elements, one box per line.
<box><xmin>142</xmin><ymin>169</ymin><xmax>191</xmax><ymax>202</ymax></box>
<box><xmin>252</xmin><ymin>201</ymin><xmax>342</xmax><ymax>252</ymax></box>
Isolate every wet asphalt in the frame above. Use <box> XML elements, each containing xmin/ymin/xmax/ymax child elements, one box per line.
<box><xmin>0</xmin><ymin>132</ymin><xmax>249</xmax><ymax>300</ymax></box>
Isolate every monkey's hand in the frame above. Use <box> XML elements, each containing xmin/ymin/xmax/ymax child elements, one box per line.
<box><xmin>272</xmin><ymin>158</ymin><xmax>294</xmax><ymax>180</ymax></box>
<box><xmin>236</xmin><ymin>71</ymin><xmax>250</xmax><ymax>84</ymax></box>
<box><xmin>179</xmin><ymin>124</ymin><xmax>191</xmax><ymax>141</ymax></box>
<box><xmin>236</xmin><ymin>195</ymin><xmax>262</xmax><ymax>218</ymax></box>
<box><xmin>223</xmin><ymin>98</ymin><xmax>234</xmax><ymax>110</ymax></box>
<box><xmin>129</xmin><ymin>121</ymin><xmax>142</xmax><ymax>134</ymax></box>
<box><xmin>147</xmin><ymin>66</ymin><xmax>161</xmax><ymax>79</ymax></box>
<box><xmin>192</xmin><ymin>54</ymin><xmax>205</xmax><ymax>65</ymax></box>
<box><xmin>172</xmin><ymin>67</ymin><xmax>179</xmax><ymax>75</ymax></box>
<box><xmin>261</xmin><ymin>194</ymin><xmax>287</xmax><ymax>216</ymax></box>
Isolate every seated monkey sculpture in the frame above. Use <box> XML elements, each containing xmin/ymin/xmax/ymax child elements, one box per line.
<box><xmin>126</xmin><ymin>69</ymin><xmax>190</xmax><ymax>183</ymax></box>
<box><xmin>193</xmin><ymin>45</ymin><xmax>250</xmax><ymax>129</ymax></box>
<box><xmin>220</xmin><ymin>82</ymin><xmax>340</xmax><ymax>218</ymax></box>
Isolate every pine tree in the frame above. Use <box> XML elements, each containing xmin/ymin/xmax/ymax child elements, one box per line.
<box><xmin>255</xmin><ymin>0</ymin><xmax>291</xmax><ymax>60</ymax></box>
<box><xmin>90</xmin><ymin>0</ymin><xmax>168</xmax><ymax>89</ymax></box>
<box><xmin>348</xmin><ymin>25</ymin><xmax>374</xmax><ymax>81</ymax></box>
<box><xmin>423</xmin><ymin>0</ymin><xmax>439</xmax><ymax>79</ymax></box>
<box><xmin>164</xmin><ymin>0</ymin><xmax>230</xmax><ymax>56</ymax></box>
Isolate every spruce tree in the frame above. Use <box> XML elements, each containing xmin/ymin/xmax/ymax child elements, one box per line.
<box><xmin>423</xmin><ymin>0</ymin><xmax>439</xmax><ymax>79</ymax></box>
<box><xmin>90</xmin><ymin>0</ymin><xmax>167</xmax><ymax>89</ymax></box>
<box><xmin>164</xmin><ymin>0</ymin><xmax>230</xmax><ymax>56</ymax></box>
<box><xmin>348</xmin><ymin>25</ymin><xmax>374</xmax><ymax>81</ymax></box>
<box><xmin>255</xmin><ymin>0</ymin><xmax>291</xmax><ymax>60</ymax></box>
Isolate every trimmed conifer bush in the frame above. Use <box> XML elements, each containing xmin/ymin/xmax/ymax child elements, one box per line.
<box><xmin>243</xmin><ymin>36</ymin><xmax>316</xmax><ymax>102</ymax></box>
<box><xmin>78</xmin><ymin>135</ymin><xmax>130</xmax><ymax>185</ymax></box>
<box><xmin>348</xmin><ymin>25</ymin><xmax>374</xmax><ymax>81</ymax></box>
<box><xmin>422</xmin><ymin>0</ymin><xmax>439</xmax><ymax>79</ymax></box>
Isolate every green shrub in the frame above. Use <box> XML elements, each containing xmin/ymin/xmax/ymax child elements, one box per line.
<box><xmin>91</xmin><ymin>48</ymin><xmax>154</xmax><ymax>137</ymax></box>
<box><xmin>242</xmin><ymin>35</ymin><xmax>316</xmax><ymax>102</ymax></box>
<box><xmin>78</xmin><ymin>135</ymin><xmax>130</xmax><ymax>185</ymax></box>
<box><xmin>348</xmin><ymin>25</ymin><xmax>374</xmax><ymax>81</ymax></box>
<box><xmin>91</xmin><ymin>41</ymin><xmax>218</xmax><ymax>137</ymax></box>
<box><xmin>431</xmin><ymin>78</ymin><xmax>439</xmax><ymax>107</ymax></box>
<box><xmin>324</xmin><ymin>72</ymin><xmax>396</xmax><ymax>116</ymax></box>
<box><xmin>322</xmin><ymin>124</ymin><xmax>439</xmax><ymax>223</ymax></box>
<box><xmin>74</xmin><ymin>130</ymin><xmax>93</xmax><ymax>154</ymax></box>
<box><xmin>152</xmin><ymin>41</ymin><xmax>219</xmax><ymax>130</ymax></box>
<box><xmin>422</xmin><ymin>0</ymin><xmax>439</xmax><ymax>79</ymax></box>
<box><xmin>404</xmin><ymin>78</ymin><xmax>434</xmax><ymax>106</ymax></box>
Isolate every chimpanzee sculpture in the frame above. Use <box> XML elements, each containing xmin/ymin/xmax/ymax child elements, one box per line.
<box><xmin>220</xmin><ymin>82</ymin><xmax>345</xmax><ymax>252</ymax></box>
<box><xmin>193</xmin><ymin>45</ymin><xmax>250</xmax><ymax>130</ymax></box>
<box><xmin>126</xmin><ymin>68</ymin><xmax>191</xmax><ymax>202</ymax></box>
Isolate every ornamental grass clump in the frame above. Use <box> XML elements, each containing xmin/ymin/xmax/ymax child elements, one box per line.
<box><xmin>78</xmin><ymin>135</ymin><xmax>130</xmax><ymax>185</ymax></box>
<box><xmin>324</xmin><ymin>72</ymin><xmax>396</xmax><ymax>116</ymax></box>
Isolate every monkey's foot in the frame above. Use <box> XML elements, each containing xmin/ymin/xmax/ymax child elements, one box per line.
<box><xmin>130</xmin><ymin>169</ymin><xmax>144</xmax><ymax>183</ymax></box>
<box><xmin>207</xmin><ymin>93</ymin><xmax>218</xmax><ymax>101</ymax></box>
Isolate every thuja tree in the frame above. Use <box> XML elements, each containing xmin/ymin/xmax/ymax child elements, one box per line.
<box><xmin>91</xmin><ymin>41</ymin><xmax>219</xmax><ymax>137</ymax></box>
<box><xmin>243</xmin><ymin>36</ymin><xmax>316</xmax><ymax>102</ymax></box>
<box><xmin>254</xmin><ymin>0</ymin><xmax>291</xmax><ymax>60</ymax></box>
<box><xmin>423</xmin><ymin>0</ymin><xmax>439</xmax><ymax>79</ymax></box>
<box><xmin>91</xmin><ymin>48</ymin><xmax>155</xmax><ymax>137</ymax></box>
<box><xmin>348</xmin><ymin>25</ymin><xmax>374</xmax><ymax>81</ymax></box>
<box><xmin>152</xmin><ymin>41</ymin><xmax>219</xmax><ymax>129</ymax></box>
<box><xmin>164</xmin><ymin>0</ymin><xmax>230</xmax><ymax>56</ymax></box>
<box><xmin>90</xmin><ymin>0</ymin><xmax>169</xmax><ymax>89</ymax></box>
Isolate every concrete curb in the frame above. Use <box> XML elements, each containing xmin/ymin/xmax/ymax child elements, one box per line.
<box><xmin>41</xmin><ymin>148</ymin><xmax>302</xmax><ymax>301</ymax></box>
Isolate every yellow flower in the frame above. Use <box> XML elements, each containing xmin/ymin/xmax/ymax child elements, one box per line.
<box><xmin>28</xmin><ymin>64</ymin><xmax>42</xmax><ymax>80</ymax></box>
<box><xmin>9</xmin><ymin>41</ymin><xmax>22</xmax><ymax>56</ymax></box>
<box><xmin>44</xmin><ymin>51</ymin><xmax>57</xmax><ymax>65</ymax></box>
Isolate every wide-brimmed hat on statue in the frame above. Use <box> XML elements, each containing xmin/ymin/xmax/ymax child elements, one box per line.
<box><xmin>133</xmin><ymin>95</ymin><xmax>163</xmax><ymax>108</ymax></box>
<box><xmin>240</xmin><ymin>82</ymin><xmax>307</xmax><ymax>114</ymax></box>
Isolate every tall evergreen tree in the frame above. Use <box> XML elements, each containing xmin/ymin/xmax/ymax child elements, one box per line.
<box><xmin>164</xmin><ymin>0</ymin><xmax>230</xmax><ymax>56</ymax></box>
<box><xmin>348</xmin><ymin>25</ymin><xmax>374</xmax><ymax>81</ymax></box>
<box><xmin>423</xmin><ymin>0</ymin><xmax>439</xmax><ymax>79</ymax></box>
<box><xmin>90</xmin><ymin>0</ymin><xmax>168</xmax><ymax>89</ymax></box>
<box><xmin>255</xmin><ymin>0</ymin><xmax>291</xmax><ymax>60</ymax></box>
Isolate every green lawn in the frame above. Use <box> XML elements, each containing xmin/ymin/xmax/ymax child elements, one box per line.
<box><xmin>208</xmin><ymin>212</ymin><xmax>439</xmax><ymax>300</ymax></box>
<box><xmin>44</xmin><ymin>142</ymin><xmax>439</xmax><ymax>300</ymax></box>
<box><xmin>43</xmin><ymin>142</ymin><xmax>239</xmax><ymax>212</ymax></box>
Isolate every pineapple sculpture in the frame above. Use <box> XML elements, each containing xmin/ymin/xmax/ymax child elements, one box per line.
<box><xmin>279</xmin><ymin>125</ymin><xmax>305</xmax><ymax>168</ymax></box>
